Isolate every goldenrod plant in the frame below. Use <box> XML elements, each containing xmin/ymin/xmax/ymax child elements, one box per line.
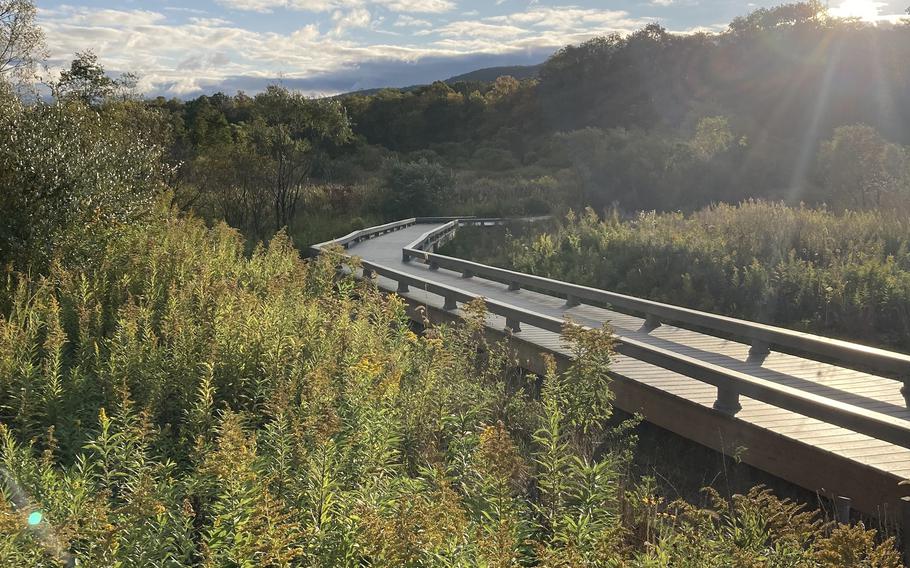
<box><xmin>0</xmin><ymin>203</ymin><xmax>900</xmax><ymax>566</ymax></box>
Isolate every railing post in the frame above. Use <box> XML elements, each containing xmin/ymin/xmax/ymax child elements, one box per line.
<box><xmin>713</xmin><ymin>385</ymin><xmax>741</xmax><ymax>415</ymax></box>
<box><xmin>508</xmin><ymin>281</ymin><xmax>520</xmax><ymax>291</ymax></box>
<box><xmin>429</xmin><ymin>261</ymin><xmax>439</xmax><ymax>271</ymax></box>
<box><xmin>565</xmin><ymin>294</ymin><xmax>580</xmax><ymax>308</ymax></box>
<box><xmin>443</xmin><ymin>296</ymin><xmax>457</xmax><ymax>310</ymax></box>
<box><xmin>643</xmin><ymin>314</ymin><xmax>661</xmax><ymax>332</ymax></box>
<box><xmin>505</xmin><ymin>316</ymin><xmax>522</xmax><ymax>333</ymax></box>
<box><xmin>397</xmin><ymin>281</ymin><xmax>409</xmax><ymax>294</ymax></box>
<box><xmin>462</xmin><ymin>269</ymin><xmax>473</xmax><ymax>279</ymax></box>
<box><xmin>835</xmin><ymin>496</ymin><xmax>851</xmax><ymax>523</ymax></box>
<box><xmin>402</xmin><ymin>251</ymin><xmax>411</xmax><ymax>262</ymax></box>
<box><xmin>901</xmin><ymin>378</ymin><xmax>909</xmax><ymax>407</ymax></box>
<box><xmin>749</xmin><ymin>340</ymin><xmax>770</xmax><ymax>361</ymax></box>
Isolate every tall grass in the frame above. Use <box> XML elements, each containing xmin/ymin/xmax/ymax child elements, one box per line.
<box><xmin>0</xmin><ymin>205</ymin><xmax>899</xmax><ymax>566</ymax></box>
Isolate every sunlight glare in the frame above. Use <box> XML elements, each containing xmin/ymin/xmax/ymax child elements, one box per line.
<box><xmin>830</xmin><ymin>0</ymin><xmax>886</xmax><ymax>21</ymax></box>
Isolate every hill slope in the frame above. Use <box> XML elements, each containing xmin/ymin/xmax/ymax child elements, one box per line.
<box><xmin>341</xmin><ymin>63</ymin><xmax>541</xmax><ymax>96</ymax></box>
<box><xmin>445</xmin><ymin>64</ymin><xmax>541</xmax><ymax>83</ymax></box>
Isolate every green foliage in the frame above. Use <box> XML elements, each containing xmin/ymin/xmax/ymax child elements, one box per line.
<box><xmin>817</xmin><ymin>124</ymin><xmax>909</xmax><ymax>209</ymax></box>
<box><xmin>12</xmin><ymin>4</ymin><xmax>907</xmax><ymax>251</ymax></box>
<box><xmin>0</xmin><ymin>91</ymin><xmax>169</xmax><ymax>269</ymax></box>
<box><xmin>0</xmin><ymin>0</ymin><xmax>45</xmax><ymax>86</ymax></box>
<box><xmin>179</xmin><ymin>85</ymin><xmax>354</xmax><ymax>239</ymax></box>
<box><xmin>0</xmin><ymin>207</ymin><xmax>899</xmax><ymax>565</ymax></box>
<box><xmin>691</xmin><ymin>116</ymin><xmax>735</xmax><ymax>161</ymax></box>
<box><xmin>51</xmin><ymin>50</ymin><xmax>137</xmax><ymax>105</ymax></box>
<box><xmin>471</xmin><ymin>201</ymin><xmax>910</xmax><ymax>351</ymax></box>
<box><xmin>381</xmin><ymin>158</ymin><xmax>454</xmax><ymax>217</ymax></box>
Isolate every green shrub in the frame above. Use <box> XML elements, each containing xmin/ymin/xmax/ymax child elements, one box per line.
<box><xmin>0</xmin><ymin>94</ymin><xmax>169</xmax><ymax>269</ymax></box>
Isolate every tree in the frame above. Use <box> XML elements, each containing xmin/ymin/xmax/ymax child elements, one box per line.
<box><xmin>728</xmin><ymin>1</ymin><xmax>825</xmax><ymax>35</ymax></box>
<box><xmin>817</xmin><ymin>124</ymin><xmax>908</xmax><ymax>208</ymax></box>
<box><xmin>0</xmin><ymin>0</ymin><xmax>44</xmax><ymax>85</ymax></box>
<box><xmin>381</xmin><ymin>158</ymin><xmax>454</xmax><ymax>218</ymax></box>
<box><xmin>249</xmin><ymin>85</ymin><xmax>353</xmax><ymax>230</ymax></box>
<box><xmin>188</xmin><ymin>136</ymin><xmax>272</xmax><ymax>239</ymax></box>
<box><xmin>485</xmin><ymin>75</ymin><xmax>520</xmax><ymax>104</ymax></box>
<box><xmin>52</xmin><ymin>51</ymin><xmax>137</xmax><ymax>105</ymax></box>
<box><xmin>0</xmin><ymin>92</ymin><xmax>170</xmax><ymax>268</ymax></box>
<box><xmin>690</xmin><ymin>116</ymin><xmax>734</xmax><ymax>161</ymax></box>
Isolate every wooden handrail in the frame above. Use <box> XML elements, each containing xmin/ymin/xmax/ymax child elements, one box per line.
<box><xmin>401</xmin><ymin>223</ymin><xmax>910</xmax><ymax>388</ymax></box>
<box><xmin>310</xmin><ymin>217</ymin><xmax>418</xmax><ymax>256</ymax></box>
<box><xmin>358</xmin><ymin>259</ymin><xmax>910</xmax><ymax>449</ymax></box>
<box><xmin>314</xmin><ymin>217</ymin><xmax>910</xmax><ymax>420</ymax></box>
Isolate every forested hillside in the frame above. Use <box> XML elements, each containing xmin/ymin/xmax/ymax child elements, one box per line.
<box><xmin>110</xmin><ymin>1</ymin><xmax>910</xmax><ymax>247</ymax></box>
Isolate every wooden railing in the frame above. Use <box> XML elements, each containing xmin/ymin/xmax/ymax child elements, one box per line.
<box><xmin>310</xmin><ymin>217</ymin><xmax>419</xmax><ymax>254</ymax></box>
<box><xmin>362</xmin><ymin>260</ymin><xmax>910</xmax><ymax>449</ymax></box>
<box><xmin>309</xmin><ymin>217</ymin><xmax>513</xmax><ymax>257</ymax></box>
<box><xmin>402</xmin><ymin>220</ymin><xmax>910</xmax><ymax>406</ymax></box>
<box><xmin>313</xmin><ymin>218</ymin><xmax>910</xmax><ymax>449</ymax></box>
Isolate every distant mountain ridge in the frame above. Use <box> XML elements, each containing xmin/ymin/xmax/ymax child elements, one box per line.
<box><xmin>445</xmin><ymin>64</ymin><xmax>541</xmax><ymax>83</ymax></box>
<box><xmin>340</xmin><ymin>63</ymin><xmax>541</xmax><ymax>97</ymax></box>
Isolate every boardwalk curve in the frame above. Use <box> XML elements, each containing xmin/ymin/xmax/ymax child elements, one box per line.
<box><xmin>312</xmin><ymin>217</ymin><xmax>910</xmax><ymax>529</ymax></box>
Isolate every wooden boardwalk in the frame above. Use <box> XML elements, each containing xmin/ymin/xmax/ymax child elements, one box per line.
<box><xmin>330</xmin><ymin>220</ymin><xmax>910</xmax><ymax>520</ymax></box>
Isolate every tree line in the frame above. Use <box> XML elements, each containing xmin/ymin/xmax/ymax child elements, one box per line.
<box><xmin>6</xmin><ymin>1</ymin><xmax>910</xmax><ymax>256</ymax></box>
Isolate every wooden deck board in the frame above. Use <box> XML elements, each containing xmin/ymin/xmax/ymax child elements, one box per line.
<box><xmin>353</xmin><ymin>224</ymin><xmax>910</xmax><ymax>515</ymax></box>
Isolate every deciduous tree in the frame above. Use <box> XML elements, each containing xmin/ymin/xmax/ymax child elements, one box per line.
<box><xmin>0</xmin><ymin>0</ymin><xmax>44</xmax><ymax>85</ymax></box>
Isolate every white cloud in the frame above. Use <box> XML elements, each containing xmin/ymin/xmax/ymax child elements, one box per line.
<box><xmin>332</xmin><ymin>7</ymin><xmax>373</xmax><ymax>34</ymax></box>
<box><xmin>38</xmin><ymin>5</ymin><xmax>464</xmax><ymax>96</ymax></box>
<box><xmin>178</xmin><ymin>52</ymin><xmax>232</xmax><ymax>71</ymax></box>
<box><xmin>215</xmin><ymin>0</ymin><xmax>453</xmax><ymax>13</ymax></box>
<box><xmin>380</xmin><ymin>0</ymin><xmax>454</xmax><ymax>12</ymax></box>
<box><xmin>163</xmin><ymin>6</ymin><xmax>209</xmax><ymax>15</ymax></box>
<box><xmin>394</xmin><ymin>15</ymin><xmax>432</xmax><ymax>27</ymax></box>
<box><xmin>39</xmin><ymin>6</ymin><xmax>167</xmax><ymax>26</ymax></box>
<box><xmin>487</xmin><ymin>7</ymin><xmax>647</xmax><ymax>33</ymax></box>
<box><xmin>35</xmin><ymin>2</ymin><xmax>666</xmax><ymax>97</ymax></box>
<box><xmin>189</xmin><ymin>17</ymin><xmax>234</xmax><ymax>27</ymax></box>
<box><xmin>429</xmin><ymin>21</ymin><xmax>529</xmax><ymax>39</ymax></box>
<box><xmin>680</xmin><ymin>23</ymin><xmax>727</xmax><ymax>34</ymax></box>
<box><xmin>829</xmin><ymin>0</ymin><xmax>909</xmax><ymax>22</ymax></box>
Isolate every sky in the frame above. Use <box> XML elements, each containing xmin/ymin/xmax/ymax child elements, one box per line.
<box><xmin>37</xmin><ymin>0</ymin><xmax>910</xmax><ymax>98</ymax></box>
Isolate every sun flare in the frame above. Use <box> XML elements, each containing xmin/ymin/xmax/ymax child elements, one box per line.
<box><xmin>829</xmin><ymin>0</ymin><xmax>887</xmax><ymax>21</ymax></box>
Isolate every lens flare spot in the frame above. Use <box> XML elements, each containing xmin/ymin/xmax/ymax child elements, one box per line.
<box><xmin>27</xmin><ymin>511</ymin><xmax>42</xmax><ymax>526</ymax></box>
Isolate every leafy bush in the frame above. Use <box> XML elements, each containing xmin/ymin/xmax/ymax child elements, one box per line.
<box><xmin>0</xmin><ymin>92</ymin><xmax>169</xmax><ymax>269</ymax></box>
<box><xmin>381</xmin><ymin>157</ymin><xmax>454</xmax><ymax>218</ymax></box>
